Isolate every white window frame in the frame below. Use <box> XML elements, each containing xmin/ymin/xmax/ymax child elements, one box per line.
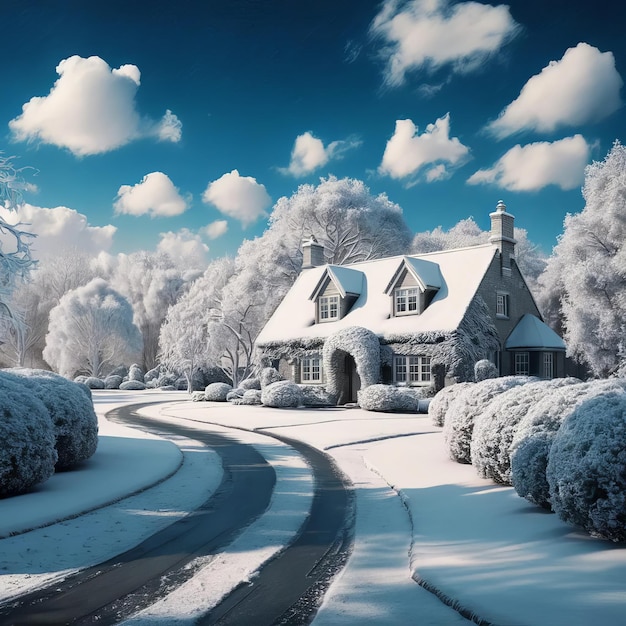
<box><xmin>543</xmin><ymin>352</ymin><xmax>554</xmax><ymax>379</ymax></box>
<box><xmin>394</xmin><ymin>287</ymin><xmax>420</xmax><ymax>316</ymax></box>
<box><xmin>496</xmin><ymin>292</ymin><xmax>509</xmax><ymax>318</ymax></box>
<box><xmin>514</xmin><ymin>351</ymin><xmax>529</xmax><ymax>376</ymax></box>
<box><xmin>301</xmin><ymin>354</ymin><xmax>323</xmax><ymax>383</ymax></box>
<box><xmin>319</xmin><ymin>295</ymin><xmax>339</xmax><ymax>321</ymax></box>
<box><xmin>393</xmin><ymin>355</ymin><xmax>431</xmax><ymax>385</ymax></box>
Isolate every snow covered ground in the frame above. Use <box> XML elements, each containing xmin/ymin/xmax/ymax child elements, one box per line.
<box><xmin>2</xmin><ymin>392</ymin><xmax>626</xmax><ymax>625</ymax></box>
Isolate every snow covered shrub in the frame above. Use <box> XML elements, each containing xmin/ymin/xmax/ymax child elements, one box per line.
<box><xmin>128</xmin><ymin>363</ymin><xmax>145</xmax><ymax>383</ymax></box>
<box><xmin>443</xmin><ymin>376</ymin><xmax>533</xmax><ymax>464</ymax></box>
<box><xmin>299</xmin><ymin>385</ymin><xmax>334</xmax><ymax>407</ymax></box>
<box><xmin>191</xmin><ymin>391</ymin><xmax>206</xmax><ymax>402</ymax></box>
<box><xmin>260</xmin><ymin>367</ymin><xmax>282</xmax><ymax>388</ymax></box>
<box><xmin>119</xmin><ymin>380</ymin><xmax>147</xmax><ymax>391</ymax></box>
<box><xmin>512</xmin><ymin>380</ymin><xmax>625</xmax><ymax>509</ymax></box>
<box><xmin>323</xmin><ymin>327</ymin><xmax>380</xmax><ymax>399</ymax></box>
<box><xmin>240</xmin><ymin>390</ymin><xmax>262</xmax><ymax>405</ymax></box>
<box><xmin>226</xmin><ymin>388</ymin><xmax>245</xmax><ymax>402</ymax></box>
<box><xmin>84</xmin><ymin>377</ymin><xmax>105</xmax><ymax>390</ymax></box>
<box><xmin>4</xmin><ymin>368</ymin><xmax>98</xmax><ymax>471</ymax></box>
<box><xmin>240</xmin><ymin>377</ymin><xmax>261</xmax><ymax>390</ymax></box>
<box><xmin>429</xmin><ymin>382</ymin><xmax>473</xmax><ymax>427</ymax></box>
<box><xmin>474</xmin><ymin>359</ymin><xmax>498</xmax><ymax>382</ymax></box>
<box><xmin>144</xmin><ymin>366</ymin><xmax>160</xmax><ymax>384</ymax></box>
<box><xmin>0</xmin><ymin>373</ymin><xmax>57</xmax><ymax>497</ymax></box>
<box><xmin>74</xmin><ymin>375</ymin><xmax>88</xmax><ymax>384</ymax></box>
<box><xmin>261</xmin><ymin>380</ymin><xmax>302</xmax><ymax>408</ymax></box>
<box><xmin>109</xmin><ymin>365</ymin><xmax>128</xmax><ymax>378</ymax></box>
<box><xmin>471</xmin><ymin>378</ymin><xmax>579</xmax><ymax>485</ymax></box>
<box><xmin>358</xmin><ymin>384</ymin><xmax>419</xmax><ymax>413</ymax></box>
<box><xmin>160</xmin><ymin>385</ymin><xmax>176</xmax><ymax>391</ymax></box>
<box><xmin>104</xmin><ymin>375</ymin><xmax>123</xmax><ymax>389</ymax></box>
<box><xmin>547</xmin><ymin>390</ymin><xmax>626</xmax><ymax>541</ymax></box>
<box><xmin>204</xmin><ymin>382</ymin><xmax>232</xmax><ymax>402</ymax></box>
<box><xmin>175</xmin><ymin>377</ymin><xmax>188</xmax><ymax>390</ymax></box>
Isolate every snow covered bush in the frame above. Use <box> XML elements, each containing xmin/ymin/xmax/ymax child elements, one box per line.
<box><xmin>119</xmin><ymin>380</ymin><xmax>147</xmax><ymax>391</ymax></box>
<box><xmin>191</xmin><ymin>391</ymin><xmax>205</xmax><ymax>402</ymax></box>
<box><xmin>260</xmin><ymin>367</ymin><xmax>283</xmax><ymax>388</ymax></box>
<box><xmin>511</xmin><ymin>380</ymin><xmax>625</xmax><ymax>509</ymax></box>
<box><xmin>240</xmin><ymin>377</ymin><xmax>261</xmax><ymax>390</ymax></box>
<box><xmin>5</xmin><ymin>368</ymin><xmax>99</xmax><ymax>470</ymax></box>
<box><xmin>128</xmin><ymin>363</ymin><xmax>145</xmax><ymax>383</ymax></box>
<box><xmin>429</xmin><ymin>382</ymin><xmax>473</xmax><ymax>427</ymax></box>
<box><xmin>474</xmin><ymin>359</ymin><xmax>498</xmax><ymax>382</ymax></box>
<box><xmin>471</xmin><ymin>378</ymin><xmax>579</xmax><ymax>485</ymax></box>
<box><xmin>443</xmin><ymin>376</ymin><xmax>533</xmax><ymax>464</ymax></box>
<box><xmin>74</xmin><ymin>375</ymin><xmax>88</xmax><ymax>384</ymax></box>
<box><xmin>237</xmin><ymin>389</ymin><xmax>262</xmax><ymax>405</ymax></box>
<box><xmin>226</xmin><ymin>388</ymin><xmax>245</xmax><ymax>402</ymax></box>
<box><xmin>298</xmin><ymin>385</ymin><xmax>335</xmax><ymax>407</ymax></box>
<box><xmin>104</xmin><ymin>375</ymin><xmax>123</xmax><ymax>389</ymax></box>
<box><xmin>144</xmin><ymin>366</ymin><xmax>160</xmax><ymax>384</ymax></box>
<box><xmin>84</xmin><ymin>377</ymin><xmax>105</xmax><ymax>390</ymax></box>
<box><xmin>547</xmin><ymin>390</ymin><xmax>626</xmax><ymax>541</ymax></box>
<box><xmin>0</xmin><ymin>372</ymin><xmax>57</xmax><ymax>497</ymax></box>
<box><xmin>358</xmin><ymin>384</ymin><xmax>419</xmax><ymax>413</ymax></box>
<box><xmin>204</xmin><ymin>382</ymin><xmax>232</xmax><ymax>402</ymax></box>
<box><xmin>323</xmin><ymin>326</ymin><xmax>381</xmax><ymax>400</ymax></box>
<box><xmin>261</xmin><ymin>380</ymin><xmax>302</xmax><ymax>408</ymax></box>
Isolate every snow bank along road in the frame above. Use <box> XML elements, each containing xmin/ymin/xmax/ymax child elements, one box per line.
<box><xmin>0</xmin><ymin>401</ymin><xmax>353</xmax><ymax>625</ymax></box>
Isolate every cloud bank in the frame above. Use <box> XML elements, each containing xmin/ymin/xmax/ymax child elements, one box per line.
<box><xmin>281</xmin><ymin>131</ymin><xmax>361</xmax><ymax>176</ymax></box>
<box><xmin>114</xmin><ymin>172</ymin><xmax>189</xmax><ymax>218</ymax></box>
<box><xmin>202</xmin><ymin>170</ymin><xmax>271</xmax><ymax>226</ymax></box>
<box><xmin>487</xmin><ymin>43</ymin><xmax>623</xmax><ymax>138</ymax></box>
<box><xmin>467</xmin><ymin>135</ymin><xmax>590</xmax><ymax>191</ymax></box>
<box><xmin>371</xmin><ymin>0</ymin><xmax>519</xmax><ymax>86</ymax></box>
<box><xmin>9</xmin><ymin>55</ymin><xmax>182</xmax><ymax>156</ymax></box>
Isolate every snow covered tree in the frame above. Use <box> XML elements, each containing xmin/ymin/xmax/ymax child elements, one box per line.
<box><xmin>538</xmin><ymin>142</ymin><xmax>626</xmax><ymax>376</ymax></box>
<box><xmin>43</xmin><ymin>278</ymin><xmax>142</xmax><ymax>378</ymax></box>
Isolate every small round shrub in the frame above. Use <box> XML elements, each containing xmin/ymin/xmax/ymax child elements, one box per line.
<box><xmin>299</xmin><ymin>385</ymin><xmax>335</xmax><ymax>407</ymax></box>
<box><xmin>104</xmin><ymin>375</ymin><xmax>123</xmax><ymax>389</ymax></box>
<box><xmin>428</xmin><ymin>382</ymin><xmax>473</xmax><ymax>427</ymax></box>
<box><xmin>547</xmin><ymin>390</ymin><xmax>626</xmax><ymax>541</ymax></box>
<box><xmin>443</xmin><ymin>376</ymin><xmax>534</xmax><ymax>464</ymax></box>
<box><xmin>471</xmin><ymin>378</ymin><xmax>579</xmax><ymax>485</ymax></box>
<box><xmin>0</xmin><ymin>372</ymin><xmax>57</xmax><ymax>496</ymax></box>
<box><xmin>260</xmin><ymin>367</ymin><xmax>283</xmax><ymax>388</ymax></box>
<box><xmin>159</xmin><ymin>385</ymin><xmax>176</xmax><ymax>391</ymax></box>
<box><xmin>474</xmin><ymin>359</ymin><xmax>498</xmax><ymax>382</ymax></box>
<box><xmin>128</xmin><ymin>364</ymin><xmax>145</xmax><ymax>383</ymax></box>
<box><xmin>191</xmin><ymin>391</ymin><xmax>206</xmax><ymax>402</ymax></box>
<box><xmin>240</xmin><ymin>377</ymin><xmax>261</xmax><ymax>390</ymax></box>
<box><xmin>358</xmin><ymin>384</ymin><xmax>419</xmax><ymax>413</ymax></box>
<box><xmin>226</xmin><ymin>388</ymin><xmax>245</xmax><ymax>402</ymax></box>
<box><xmin>239</xmin><ymin>389</ymin><xmax>262</xmax><ymax>405</ymax></box>
<box><xmin>144</xmin><ymin>366</ymin><xmax>161</xmax><ymax>383</ymax></box>
<box><xmin>261</xmin><ymin>380</ymin><xmax>302</xmax><ymax>408</ymax></box>
<box><xmin>204</xmin><ymin>382</ymin><xmax>233</xmax><ymax>401</ymax></box>
<box><xmin>84</xmin><ymin>377</ymin><xmax>105</xmax><ymax>390</ymax></box>
<box><xmin>512</xmin><ymin>379</ymin><xmax>625</xmax><ymax>509</ymax></box>
<box><xmin>74</xmin><ymin>375</ymin><xmax>88</xmax><ymax>384</ymax></box>
<box><xmin>109</xmin><ymin>365</ymin><xmax>128</xmax><ymax>378</ymax></box>
<box><xmin>119</xmin><ymin>380</ymin><xmax>147</xmax><ymax>391</ymax></box>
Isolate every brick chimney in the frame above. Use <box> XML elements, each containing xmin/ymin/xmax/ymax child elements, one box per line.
<box><xmin>489</xmin><ymin>199</ymin><xmax>516</xmax><ymax>276</ymax></box>
<box><xmin>302</xmin><ymin>236</ymin><xmax>325</xmax><ymax>269</ymax></box>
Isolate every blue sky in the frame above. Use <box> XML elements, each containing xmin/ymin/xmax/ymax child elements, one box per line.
<box><xmin>2</xmin><ymin>0</ymin><xmax>624</xmax><ymax>263</ymax></box>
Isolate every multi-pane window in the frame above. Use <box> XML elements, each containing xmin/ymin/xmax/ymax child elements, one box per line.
<box><xmin>395</xmin><ymin>288</ymin><xmax>420</xmax><ymax>315</ymax></box>
<box><xmin>543</xmin><ymin>352</ymin><xmax>554</xmax><ymax>379</ymax></box>
<box><xmin>319</xmin><ymin>295</ymin><xmax>339</xmax><ymax>321</ymax></box>
<box><xmin>394</xmin><ymin>355</ymin><xmax>431</xmax><ymax>384</ymax></box>
<box><xmin>496</xmin><ymin>293</ymin><xmax>509</xmax><ymax>318</ymax></box>
<box><xmin>514</xmin><ymin>352</ymin><xmax>529</xmax><ymax>376</ymax></box>
<box><xmin>301</xmin><ymin>355</ymin><xmax>323</xmax><ymax>383</ymax></box>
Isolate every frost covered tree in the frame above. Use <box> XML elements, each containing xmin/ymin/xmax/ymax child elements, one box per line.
<box><xmin>537</xmin><ymin>142</ymin><xmax>626</xmax><ymax>376</ymax></box>
<box><xmin>43</xmin><ymin>278</ymin><xmax>142</xmax><ymax>378</ymax></box>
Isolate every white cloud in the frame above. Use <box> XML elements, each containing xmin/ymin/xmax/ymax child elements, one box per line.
<box><xmin>379</xmin><ymin>114</ymin><xmax>470</xmax><ymax>181</ymax></box>
<box><xmin>114</xmin><ymin>172</ymin><xmax>189</xmax><ymax>218</ymax></box>
<box><xmin>157</xmin><ymin>229</ymin><xmax>209</xmax><ymax>268</ymax></box>
<box><xmin>467</xmin><ymin>135</ymin><xmax>590</xmax><ymax>191</ymax></box>
<box><xmin>487</xmin><ymin>43</ymin><xmax>623</xmax><ymax>138</ymax></box>
<box><xmin>371</xmin><ymin>0</ymin><xmax>519</xmax><ymax>86</ymax></box>
<box><xmin>0</xmin><ymin>203</ymin><xmax>116</xmax><ymax>259</ymax></box>
<box><xmin>9</xmin><ymin>55</ymin><xmax>182</xmax><ymax>156</ymax></box>
<box><xmin>202</xmin><ymin>170</ymin><xmax>271</xmax><ymax>227</ymax></box>
<box><xmin>280</xmin><ymin>131</ymin><xmax>361</xmax><ymax>177</ymax></box>
<box><xmin>202</xmin><ymin>220</ymin><xmax>228</xmax><ymax>240</ymax></box>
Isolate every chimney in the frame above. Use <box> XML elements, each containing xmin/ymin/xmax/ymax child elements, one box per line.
<box><xmin>302</xmin><ymin>236</ymin><xmax>325</xmax><ymax>269</ymax></box>
<box><xmin>489</xmin><ymin>199</ymin><xmax>516</xmax><ymax>275</ymax></box>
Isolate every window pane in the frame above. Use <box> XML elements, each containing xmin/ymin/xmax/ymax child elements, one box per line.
<box><xmin>395</xmin><ymin>357</ymin><xmax>407</xmax><ymax>382</ymax></box>
<box><xmin>421</xmin><ymin>356</ymin><xmax>431</xmax><ymax>382</ymax></box>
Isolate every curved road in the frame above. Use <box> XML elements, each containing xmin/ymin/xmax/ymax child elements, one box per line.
<box><xmin>0</xmin><ymin>403</ymin><xmax>353</xmax><ymax>625</ymax></box>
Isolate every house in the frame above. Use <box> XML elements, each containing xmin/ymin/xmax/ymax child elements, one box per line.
<box><xmin>255</xmin><ymin>201</ymin><xmax>566</xmax><ymax>404</ymax></box>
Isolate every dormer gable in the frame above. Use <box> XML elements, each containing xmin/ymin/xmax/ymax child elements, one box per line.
<box><xmin>309</xmin><ymin>265</ymin><xmax>364</xmax><ymax>323</ymax></box>
<box><xmin>384</xmin><ymin>256</ymin><xmax>442</xmax><ymax>316</ymax></box>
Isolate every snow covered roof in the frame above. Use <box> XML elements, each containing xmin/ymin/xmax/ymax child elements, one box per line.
<box><xmin>310</xmin><ymin>265</ymin><xmax>364</xmax><ymax>300</ymax></box>
<box><xmin>505</xmin><ymin>314</ymin><xmax>566</xmax><ymax>351</ymax></box>
<box><xmin>256</xmin><ymin>244</ymin><xmax>498</xmax><ymax>346</ymax></box>
<box><xmin>383</xmin><ymin>256</ymin><xmax>443</xmax><ymax>294</ymax></box>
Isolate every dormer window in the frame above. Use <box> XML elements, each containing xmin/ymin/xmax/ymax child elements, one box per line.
<box><xmin>319</xmin><ymin>295</ymin><xmax>339</xmax><ymax>321</ymax></box>
<box><xmin>496</xmin><ymin>292</ymin><xmax>509</xmax><ymax>318</ymax></box>
<box><xmin>395</xmin><ymin>287</ymin><xmax>420</xmax><ymax>315</ymax></box>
